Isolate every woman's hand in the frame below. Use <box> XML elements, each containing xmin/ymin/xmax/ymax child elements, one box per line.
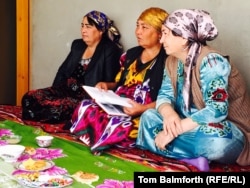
<box><xmin>154</xmin><ymin>130</ymin><xmax>174</xmax><ymax>150</ymax></box>
<box><xmin>163</xmin><ymin>111</ymin><xmax>182</xmax><ymax>138</ymax></box>
<box><xmin>123</xmin><ymin>100</ymin><xmax>144</xmax><ymax>117</ymax></box>
<box><xmin>95</xmin><ymin>82</ymin><xmax>108</xmax><ymax>90</ymax></box>
<box><xmin>123</xmin><ymin>100</ymin><xmax>156</xmax><ymax>117</ymax></box>
<box><xmin>158</xmin><ymin>103</ymin><xmax>182</xmax><ymax>138</ymax></box>
<box><xmin>95</xmin><ymin>82</ymin><xmax>117</xmax><ymax>90</ymax></box>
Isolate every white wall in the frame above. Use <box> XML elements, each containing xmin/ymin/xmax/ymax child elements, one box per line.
<box><xmin>31</xmin><ymin>0</ymin><xmax>250</xmax><ymax>93</ymax></box>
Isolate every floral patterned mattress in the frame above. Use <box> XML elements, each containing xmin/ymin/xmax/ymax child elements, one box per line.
<box><xmin>1</xmin><ymin>104</ymin><xmax>250</xmax><ymax>173</ymax></box>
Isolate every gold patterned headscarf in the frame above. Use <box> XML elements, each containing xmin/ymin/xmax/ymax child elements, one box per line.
<box><xmin>138</xmin><ymin>7</ymin><xmax>168</xmax><ymax>32</ymax></box>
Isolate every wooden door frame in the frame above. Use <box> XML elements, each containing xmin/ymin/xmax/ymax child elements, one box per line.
<box><xmin>16</xmin><ymin>0</ymin><xmax>29</xmax><ymax>105</ymax></box>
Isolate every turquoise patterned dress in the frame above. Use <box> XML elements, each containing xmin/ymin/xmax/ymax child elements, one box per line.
<box><xmin>136</xmin><ymin>53</ymin><xmax>244</xmax><ymax>164</ymax></box>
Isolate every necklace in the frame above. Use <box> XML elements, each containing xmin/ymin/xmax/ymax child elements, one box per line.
<box><xmin>132</xmin><ymin>57</ymin><xmax>157</xmax><ymax>76</ymax></box>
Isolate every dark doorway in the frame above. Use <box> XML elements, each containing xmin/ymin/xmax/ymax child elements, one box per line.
<box><xmin>0</xmin><ymin>0</ymin><xmax>16</xmax><ymax>104</ymax></box>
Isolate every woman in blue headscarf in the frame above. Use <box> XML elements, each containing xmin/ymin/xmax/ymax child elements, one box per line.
<box><xmin>136</xmin><ymin>9</ymin><xmax>250</xmax><ymax>171</ymax></box>
<box><xmin>22</xmin><ymin>10</ymin><xmax>123</xmax><ymax>123</ymax></box>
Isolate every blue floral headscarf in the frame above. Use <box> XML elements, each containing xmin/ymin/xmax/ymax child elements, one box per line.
<box><xmin>85</xmin><ymin>10</ymin><xmax>109</xmax><ymax>32</ymax></box>
<box><xmin>85</xmin><ymin>10</ymin><xmax>122</xmax><ymax>48</ymax></box>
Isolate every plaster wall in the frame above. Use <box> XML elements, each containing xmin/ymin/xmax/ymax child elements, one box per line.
<box><xmin>31</xmin><ymin>0</ymin><xmax>250</xmax><ymax>93</ymax></box>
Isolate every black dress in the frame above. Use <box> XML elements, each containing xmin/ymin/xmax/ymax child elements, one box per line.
<box><xmin>21</xmin><ymin>37</ymin><xmax>122</xmax><ymax>123</ymax></box>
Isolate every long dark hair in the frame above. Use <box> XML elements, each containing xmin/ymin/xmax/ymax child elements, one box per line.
<box><xmin>86</xmin><ymin>17</ymin><xmax>102</xmax><ymax>31</ymax></box>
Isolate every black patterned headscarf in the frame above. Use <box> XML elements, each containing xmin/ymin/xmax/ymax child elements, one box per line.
<box><xmin>85</xmin><ymin>10</ymin><xmax>122</xmax><ymax>49</ymax></box>
<box><xmin>163</xmin><ymin>9</ymin><xmax>218</xmax><ymax>110</ymax></box>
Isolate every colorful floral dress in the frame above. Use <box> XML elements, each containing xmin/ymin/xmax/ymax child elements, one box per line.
<box><xmin>70</xmin><ymin>53</ymin><xmax>159</xmax><ymax>153</ymax></box>
<box><xmin>136</xmin><ymin>53</ymin><xmax>245</xmax><ymax>164</ymax></box>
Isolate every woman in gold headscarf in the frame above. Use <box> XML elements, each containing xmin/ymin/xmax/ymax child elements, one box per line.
<box><xmin>68</xmin><ymin>7</ymin><xmax>169</xmax><ymax>154</ymax></box>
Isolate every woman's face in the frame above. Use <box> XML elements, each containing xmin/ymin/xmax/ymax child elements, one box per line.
<box><xmin>135</xmin><ymin>19</ymin><xmax>161</xmax><ymax>49</ymax></box>
<box><xmin>160</xmin><ymin>25</ymin><xmax>186</xmax><ymax>56</ymax></box>
<box><xmin>81</xmin><ymin>17</ymin><xmax>103</xmax><ymax>46</ymax></box>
